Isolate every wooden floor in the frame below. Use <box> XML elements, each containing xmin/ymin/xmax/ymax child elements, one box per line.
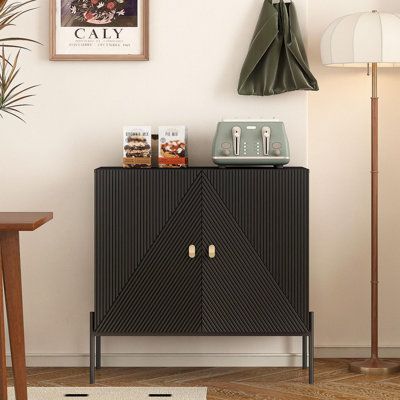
<box><xmin>7</xmin><ymin>359</ymin><xmax>400</xmax><ymax>399</ymax></box>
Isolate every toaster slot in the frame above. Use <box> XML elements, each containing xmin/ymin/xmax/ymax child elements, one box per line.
<box><xmin>262</xmin><ymin>127</ymin><xmax>271</xmax><ymax>156</ymax></box>
<box><xmin>232</xmin><ymin>127</ymin><xmax>241</xmax><ymax>156</ymax></box>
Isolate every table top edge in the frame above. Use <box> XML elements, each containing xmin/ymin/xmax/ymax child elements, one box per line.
<box><xmin>0</xmin><ymin>212</ymin><xmax>53</xmax><ymax>232</ymax></box>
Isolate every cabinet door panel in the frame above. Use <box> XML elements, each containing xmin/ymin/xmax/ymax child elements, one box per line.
<box><xmin>202</xmin><ymin>169</ymin><xmax>308</xmax><ymax>334</ymax></box>
<box><xmin>95</xmin><ymin>169</ymin><xmax>203</xmax><ymax>334</ymax></box>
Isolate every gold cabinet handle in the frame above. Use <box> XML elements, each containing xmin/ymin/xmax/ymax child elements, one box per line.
<box><xmin>209</xmin><ymin>245</ymin><xmax>216</xmax><ymax>258</ymax></box>
<box><xmin>189</xmin><ymin>245</ymin><xmax>196</xmax><ymax>258</ymax></box>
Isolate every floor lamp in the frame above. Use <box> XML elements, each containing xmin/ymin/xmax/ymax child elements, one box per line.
<box><xmin>321</xmin><ymin>10</ymin><xmax>400</xmax><ymax>374</ymax></box>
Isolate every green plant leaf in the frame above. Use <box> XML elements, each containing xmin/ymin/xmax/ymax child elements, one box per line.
<box><xmin>1</xmin><ymin>108</ymin><xmax>26</xmax><ymax>122</ymax></box>
<box><xmin>4</xmin><ymin>82</ymin><xmax>38</xmax><ymax>102</ymax></box>
<box><xmin>4</xmin><ymin>93</ymin><xmax>35</xmax><ymax>107</ymax></box>
<box><xmin>0</xmin><ymin>50</ymin><xmax>37</xmax><ymax>122</ymax></box>
<box><xmin>0</xmin><ymin>0</ymin><xmax>39</xmax><ymax>122</ymax></box>
<box><xmin>0</xmin><ymin>37</ymin><xmax>41</xmax><ymax>45</ymax></box>
<box><xmin>0</xmin><ymin>44</ymin><xmax>31</xmax><ymax>50</ymax></box>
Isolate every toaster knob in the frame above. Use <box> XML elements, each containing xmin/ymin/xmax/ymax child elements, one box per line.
<box><xmin>221</xmin><ymin>149</ymin><xmax>231</xmax><ymax>156</ymax></box>
<box><xmin>273</xmin><ymin>149</ymin><xmax>281</xmax><ymax>156</ymax></box>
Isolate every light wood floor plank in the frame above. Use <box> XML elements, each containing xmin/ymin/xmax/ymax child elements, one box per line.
<box><xmin>7</xmin><ymin>359</ymin><xmax>400</xmax><ymax>399</ymax></box>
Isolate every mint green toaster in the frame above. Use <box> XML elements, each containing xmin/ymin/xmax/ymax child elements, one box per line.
<box><xmin>212</xmin><ymin>119</ymin><xmax>290</xmax><ymax>167</ymax></box>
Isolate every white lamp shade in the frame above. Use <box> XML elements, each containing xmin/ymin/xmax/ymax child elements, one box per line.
<box><xmin>321</xmin><ymin>11</ymin><xmax>400</xmax><ymax>66</ymax></box>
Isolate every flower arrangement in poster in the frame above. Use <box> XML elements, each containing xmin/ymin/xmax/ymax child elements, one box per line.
<box><xmin>69</xmin><ymin>0</ymin><xmax>126</xmax><ymax>24</ymax></box>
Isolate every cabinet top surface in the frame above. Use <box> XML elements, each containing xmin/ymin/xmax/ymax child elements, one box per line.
<box><xmin>96</xmin><ymin>166</ymin><xmax>309</xmax><ymax>171</ymax></box>
<box><xmin>0</xmin><ymin>212</ymin><xmax>53</xmax><ymax>232</ymax></box>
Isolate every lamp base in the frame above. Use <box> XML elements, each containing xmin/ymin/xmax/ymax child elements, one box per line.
<box><xmin>349</xmin><ymin>358</ymin><xmax>400</xmax><ymax>375</ymax></box>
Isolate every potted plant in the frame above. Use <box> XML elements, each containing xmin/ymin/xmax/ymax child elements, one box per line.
<box><xmin>0</xmin><ymin>0</ymin><xmax>39</xmax><ymax>121</ymax></box>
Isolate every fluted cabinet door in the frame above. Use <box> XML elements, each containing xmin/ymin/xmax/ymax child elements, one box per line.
<box><xmin>95</xmin><ymin>169</ymin><xmax>203</xmax><ymax>334</ymax></box>
<box><xmin>202</xmin><ymin>169</ymin><xmax>309</xmax><ymax>335</ymax></box>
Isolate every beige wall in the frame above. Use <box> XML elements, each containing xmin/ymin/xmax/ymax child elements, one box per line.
<box><xmin>308</xmin><ymin>0</ymin><xmax>400</xmax><ymax>350</ymax></box>
<box><xmin>0</xmin><ymin>0</ymin><xmax>310</xmax><ymax>366</ymax></box>
<box><xmin>2</xmin><ymin>0</ymin><xmax>399</xmax><ymax>367</ymax></box>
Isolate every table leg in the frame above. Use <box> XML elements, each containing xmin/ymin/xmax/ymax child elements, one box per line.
<box><xmin>0</xmin><ymin>232</ymin><xmax>27</xmax><ymax>400</ymax></box>
<box><xmin>0</xmin><ymin>245</ymin><xmax>7</xmax><ymax>400</ymax></box>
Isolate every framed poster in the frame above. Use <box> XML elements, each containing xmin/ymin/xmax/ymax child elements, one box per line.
<box><xmin>50</xmin><ymin>0</ymin><xmax>149</xmax><ymax>60</ymax></box>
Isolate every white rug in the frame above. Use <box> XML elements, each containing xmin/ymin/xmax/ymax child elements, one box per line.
<box><xmin>8</xmin><ymin>387</ymin><xmax>207</xmax><ymax>399</ymax></box>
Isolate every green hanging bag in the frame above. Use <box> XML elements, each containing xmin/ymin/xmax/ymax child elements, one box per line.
<box><xmin>238</xmin><ymin>0</ymin><xmax>319</xmax><ymax>96</ymax></box>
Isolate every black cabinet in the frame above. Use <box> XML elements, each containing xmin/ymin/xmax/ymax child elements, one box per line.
<box><xmin>91</xmin><ymin>167</ymin><xmax>313</xmax><ymax>383</ymax></box>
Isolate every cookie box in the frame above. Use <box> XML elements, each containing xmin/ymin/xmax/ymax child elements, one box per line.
<box><xmin>158</xmin><ymin>126</ymin><xmax>188</xmax><ymax>168</ymax></box>
<box><xmin>123</xmin><ymin>126</ymin><xmax>152</xmax><ymax>168</ymax></box>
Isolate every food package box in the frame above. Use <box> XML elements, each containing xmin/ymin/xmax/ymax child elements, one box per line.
<box><xmin>123</xmin><ymin>126</ymin><xmax>152</xmax><ymax>168</ymax></box>
<box><xmin>158</xmin><ymin>126</ymin><xmax>188</xmax><ymax>168</ymax></box>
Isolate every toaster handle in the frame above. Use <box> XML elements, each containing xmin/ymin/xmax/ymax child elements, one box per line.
<box><xmin>232</xmin><ymin>127</ymin><xmax>241</xmax><ymax>156</ymax></box>
<box><xmin>262</xmin><ymin>127</ymin><xmax>271</xmax><ymax>156</ymax></box>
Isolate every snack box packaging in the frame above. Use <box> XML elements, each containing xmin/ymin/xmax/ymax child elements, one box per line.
<box><xmin>158</xmin><ymin>126</ymin><xmax>188</xmax><ymax>168</ymax></box>
<box><xmin>123</xmin><ymin>126</ymin><xmax>152</xmax><ymax>168</ymax></box>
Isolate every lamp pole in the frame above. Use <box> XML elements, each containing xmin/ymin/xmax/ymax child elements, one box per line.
<box><xmin>371</xmin><ymin>61</ymin><xmax>379</xmax><ymax>363</ymax></box>
<box><xmin>349</xmin><ymin>61</ymin><xmax>400</xmax><ymax>374</ymax></box>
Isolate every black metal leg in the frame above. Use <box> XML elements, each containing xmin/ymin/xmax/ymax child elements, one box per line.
<box><xmin>302</xmin><ymin>335</ymin><xmax>308</xmax><ymax>369</ymax></box>
<box><xmin>90</xmin><ymin>312</ymin><xmax>95</xmax><ymax>384</ymax></box>
<box><xmin>96</xmin><ymin>335</ymin><xmax>101</xmax><ymax>369</ymax></box>
<box><xmin>309</xmin><ymin>311</ymin><xmax>314</xmax><ymax>384</ymax></box>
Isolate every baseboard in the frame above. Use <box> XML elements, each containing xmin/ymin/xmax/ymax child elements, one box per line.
<box><xmin>316</xmin><ymin>346</ymin><xmax>400</xmax><ymax>358</ymax></box>
<box><xmin>6</xmin><ymin>347</ymin><xmax>400</xmax><ymax>368</ymax></box>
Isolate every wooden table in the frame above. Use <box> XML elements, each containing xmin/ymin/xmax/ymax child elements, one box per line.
<box><xmin>0</xmin><ymin>212</ymin><xmax>53</xmax><ymax>400</ymax></box>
